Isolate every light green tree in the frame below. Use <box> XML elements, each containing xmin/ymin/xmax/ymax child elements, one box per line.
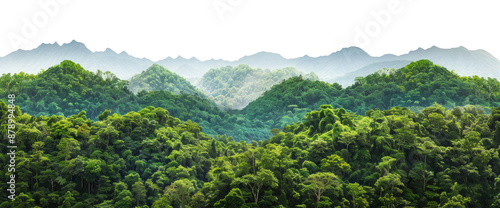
<box><xmin>232</xmin><ymin>168</ymin><xmax>279</xmax><ymax>205</ymax></box>
<box><xmin>57</xmin><ymin>137</ymin><xmax>80</xmax><ymax>160</ymax></box>
<box><xmin>320</xmin><ymin>154</ymin><xmax>351</xmax><ymax>176</ymax></box>
<box><xmin>346</xmin><ymin>183</ymin><xmax>369</xmax><ymax>208</ymax></box>
<box><xmin>164</xmin><ymin>179</ymin><xmax>195</xmax><ymax>208</ymax></box>
<box><xmin>303</xmin><ymin>172</ymin><xmax>340</xmax><ymax>207</ymax></box>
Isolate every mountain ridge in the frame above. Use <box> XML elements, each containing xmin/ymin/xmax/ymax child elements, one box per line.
<box><xmin>1</xmin><ymin>41</ymin><xmax>499</xmax><ymax>84</ymax></box>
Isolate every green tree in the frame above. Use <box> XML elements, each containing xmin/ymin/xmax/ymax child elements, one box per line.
<box><xmin>61</xmin><ymin>191</ymin><xmax>76</xmax><ymax>208</ymax></box>
<box><xmin>151</xmin><ymin>196</ymin><xmax>173</xmax><ymax>208</ymax></box>
<box><xmin>338</xmin><ymin>130</ymin><xmax>358</xmax><ymax>162</ymax></box>
<box><xmin>376</xmin><ymin>156</ymin><xmax>397</xmax><ymax>175</ymax></box>
<box><xmin>214</xmin><ymin>188</ymin><xmax>245</xmax><ymax>208</ymax></box>
<box><xmin>57</xmin><ymin>137</ymin><xmax>81</xmax><ymax>160</ymax></box>
<box><xmin>374</xmin><ymin>173</ymin><xmax>408</xmax><ymax>208</ymax></box>
<box><xmin>132</xmin><ymin>181</ymin><xmax>147</xmax><ymax>206</ymax></box>
<box><xmin>165</xmin><ymin>179</ymin><xmax>195</xmax><ymax>208</ymax></box>
<box><xmin>232</xmin><ymin>168</ymin><xmax>279</xmax><ymax>205</ymax></box>
<box><xmin>114</xmin><ymin>190</ymin><xmax>135</xmax><ymax>208</ymax></box>
<box><xmin>346</xmin><ymin>183</ymin><xmax>369</xmax><ymax>208</ymax></box>
<box><xmin>320</xmin><ymin>154</ymin><xmax>351</xmax><ymax>176</ymax></box>
<box><xmin>303</xmin><ymin>172</ymin><xmax>340</xmax><ymax>207</ymax></box>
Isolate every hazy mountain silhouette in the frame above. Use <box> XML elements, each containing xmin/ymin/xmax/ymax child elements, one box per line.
<box><xmin>329</xmin><ymin>60</ymin><xmax>412</xmax><ymax>87</ymax></box>
<box><xmin>1</xmin><ymin>41</ymin><xmax>499</xmax><ymax>85</ymax></box>
<box><xmin>0</xmin><ymin>40</ymin><xmax>154</xmax><ymax>79</ymax></box>
<box><xmin>330</xmin><ymin>46</ymin><xmax>500</xmax><ymax>86</ymax></box>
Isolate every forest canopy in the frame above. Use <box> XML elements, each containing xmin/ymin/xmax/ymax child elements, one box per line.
<box><xmin>0</xmin><ymin>61</ymin><xmax>269</xmax><ymax>142</ymax></box>
<box><xmin>1</xmin><ymin>59</ymin><xmax>500</xmax><ymax>207</ymax></box>
<box><xmin>1</xmin><ymin>99</ymin><xmax>500</xmax><ymax>207</ymax></box>
<box><xmin>1</xmin><ymin>59</ymin><xmax>499</xmax><ymax>143</ymax></box>
<box><xmin>241</xmin><ymin>60</ymin><xmax>500</xmax><ymax>130</ymax></box>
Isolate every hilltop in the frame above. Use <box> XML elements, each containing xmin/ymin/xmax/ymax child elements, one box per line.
<box><xmin>128</xmin><ymin>64</ymin><xmax>205</xmax><ymax>96</ymax></box>
<box><xmin>242</xmin><ymin>60</ymin><xmax>500</xmax><ymax>127</ymax></box>
<box><xmin>0</xmin><ymin>60</ymin><xmax>270</xmax><ymax>141</ymax></box>
<box><xmin>241</xmin><ymin>76</ymin><xmax>342</xmax><ymax>128</ymax></box>
<box><xmin>197</xmin><ymin>65</ymin><xmax>318</xmax><ymax>109</ymax></box>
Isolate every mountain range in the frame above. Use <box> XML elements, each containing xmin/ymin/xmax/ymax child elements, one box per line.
<box><xmin>1</xmin><ymin>40</ymin><xmax>499</xmax><ymax>87</ymax></box>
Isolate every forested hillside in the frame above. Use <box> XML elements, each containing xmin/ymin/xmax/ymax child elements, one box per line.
<box><xmin>1</xmin><ymin>59</ymin><xmax>500</xmax><ymax>207</ymax></box>
<box><xmin>337</xmin><ymin>60</ymin><xmax>500</xmax><ymax>114</ymax></box>
<box><xmin>0</xmin><ymin>60</ymin><xmax>139</xmax><ymax>118</ymax></box>
<box><xmin>128</xmin><ymin>64</ymin><xmax>205</xmax><ymax>96</ymax></box>
<box><xmin>242</xmin><ymin>60</ymin><xmax>500</xmax><ymax>130</ymax></box>
<box><xmin>2</xmin><ymin>59</ymin><xmax>499</xmax><ymax>143</ymax></box>
<box><xmin>0</xmin><ymin>60</ymin><xmax>270</xmax><ymax>142</ymax></box>
<box><xmin>2</xmin><ymin>99</ymin><xmax>500</xmax><ymax>207</ymax></box>
<box><xmin>197</xmin><ymin>65</ymin><xmax>318</xmax><ymax>109</ymax></box>
<box><xmin>241</xmin><ymin>76</ymin><xmax>343</xmax><ymax>129</ymax></box>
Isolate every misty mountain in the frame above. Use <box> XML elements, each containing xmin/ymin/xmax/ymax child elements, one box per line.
<box><xmin>128</xmin><ymin>64</ymin><xmax>205</xmax><ymax>96</ymax></box>
<box><xmin>197</xmin><ymin>65</ymin><xmax>318</xmax><ymax>109</ymax></box>
<box><xmin>1</xmin><ymin>41</ymin><xmax>499</xmax><ymax>86</ymax></box>
<box><xmin>0</xmin><ymin>40</ymin><xmax>154</xmax><ymax>79</ymax></box>
<box><xmin>329</xmin><ymin>60</ymin><xmax>412</xmax><ymax>87</ymax></box>
<box><xmin>330</xmin><ymin>46</ymin><xmax>500</xmax><ymax>86</ymax></box>
<box><xmin>397</xmin><ymin>46</ymin><xmax>500</xmax><ymax>78</ymax></box>
<box><xmin>291</xmin><ymin>47</ymin><xmax>375</xmax><ymax>77</ymax></box>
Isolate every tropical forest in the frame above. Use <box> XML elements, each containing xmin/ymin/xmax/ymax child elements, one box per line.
<box><xmin>1</xmin><ymin>59</ymin><xmax>500</xmax><ymax>208</ymax></box>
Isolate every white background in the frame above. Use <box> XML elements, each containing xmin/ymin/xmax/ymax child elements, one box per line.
<box><xmin>0</xmin><ymin>0</ymin><xmax>499</xmax><ymax>61</ymax></box>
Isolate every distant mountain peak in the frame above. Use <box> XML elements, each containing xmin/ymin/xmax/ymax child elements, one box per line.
<box><xmin>339</xmin><ymin>46</ymin><xmax>363</xmax><ymax>52</ymax></box>
<box><xmin>256</xmin><ymin>51</ymin><xmax>280</xmax><ymax>55</ymax></box>
<box><xmin>38</xmin><ymin>42</ymin><xmax>59</xmax><ymax>49</ymax></box>
<box><xmin>64</xmin><ymin>40</ymin><xmax>83</xmax><ymax>46</ymax></box>
<box><xmin>337</xmin><ymin>46</ymin><xmax>369</xmax><ymax>56</ymax></box>
<box><xmin>245</xmin><ymin>51</ymin><xmax>285</xmax><ymax>59</ymax></box>
<box><xmin>61</xmin><ymin>40</ymin><xmax>88</xmax><ymax>50</ymax></box>
<box><xmin>40</xmin><ymin>42</ymin><xmax>54</xmax><ymax>46</ymax></box>
<box><xmin>176</xmin><ymin>55</ymin><xmax>188</xmax><ymax>60</ymax></box>
<box><xmin>102</xmin><ymin>48</ymin><xmax>116</xmax><ymax>54</ymax></box>
<box><xmin>415</xmin><ymin>47</ymin><xmax>424</xmax><ymax>51</ymax></box>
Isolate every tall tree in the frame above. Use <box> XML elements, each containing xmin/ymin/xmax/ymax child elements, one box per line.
<box><xmin>164</xmin><ymin>179</ymin><xmax>195</xmax><ymax>208</ymax></box>
<box><xmin>302</xmin><ymin>172</ymin><xmax>340</xmax><ymax>207</ymax></box>
<box><xmin>232</xmin><ymin>168</ymin><xmax>279</xmax><ymax>205</ymax></box>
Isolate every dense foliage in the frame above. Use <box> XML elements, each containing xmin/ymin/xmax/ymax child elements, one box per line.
<box><xmin>137</xmin><ymin>90</ymin><xmax>270</xmax><ymax>142</ymax></box>
<box><xmin>0</xmin><ymin>60</ymin><xmax>138</xmax><ymax>118</ymax></box>
<box><xmin>1</xmin><ymin>59</ymin><xmax>500</xmax><ymax>207</ymax></box>
<box><xmin>242</xmin><ymin>60</ymin><xmax>500</xmax><ymax>129</ymax></box>
<box><xmin>197</xmin><ymin>65</ymin><xmax>318</xmax><ymax>109</ymax></box>
<box><xmin>337</xmin><ymin>60</ymin><xmax>500</xmax><ymax>114</ymax></box>
<box><xmin>2</xmin><ymin>59</ymin><xmax>499</xmax><ymax>143</ymax></box>
<box><xmin>2</xmin><ymin>100</ymin><xmax>500</xmax><ymax>207</ymax></box>
<box><xmin>128</xmin><ymin>64</ymin><xmax>205</xmax><ymax>96</ymax></box>
<box><xmin>241</xmin><ymin>76</ymin><xmax>343</xmax><ymax>129</ymax></box>
<box><xmin>0</xmin><ymin>61</ymin><xmax>270</xmax><ymax>142</ymax></box>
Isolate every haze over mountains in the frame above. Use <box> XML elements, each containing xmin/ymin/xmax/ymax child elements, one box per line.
<box><xmin>1</xmin><ymin>40</ymin><xmax>499</xmax><ymax>87</ymax></box>
<box><xmin>0</xmin><ymin>41</ymin><xmax>152</xmax><ymax>79</ymax></box>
